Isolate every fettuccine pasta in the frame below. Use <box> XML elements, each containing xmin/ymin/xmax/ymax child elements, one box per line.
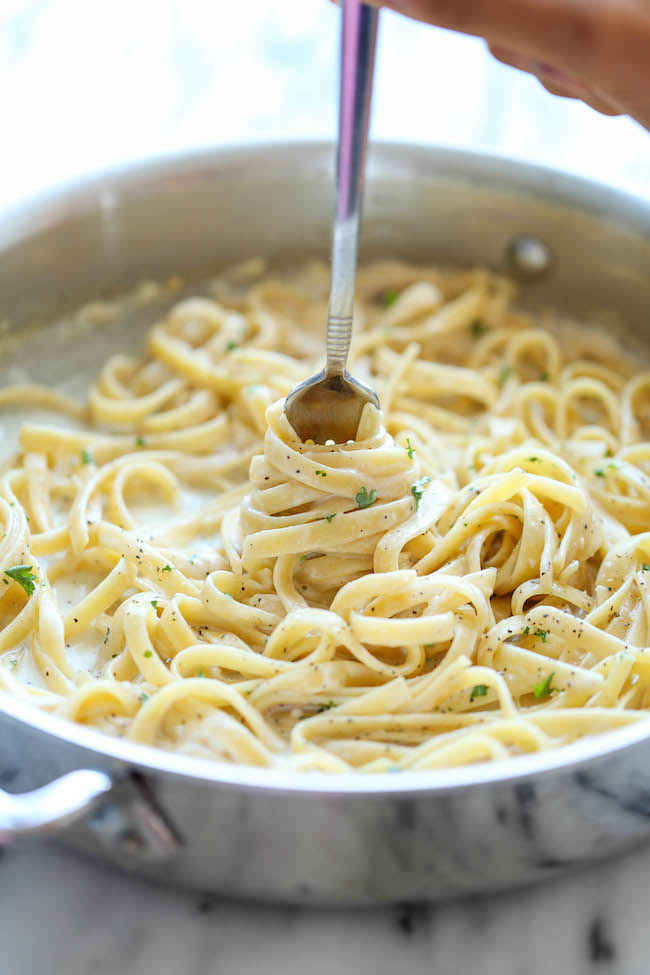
<box><xmin>1</xmin><ymin>258</ymin><xmax>649</xmax><ymax>773</ymax></box>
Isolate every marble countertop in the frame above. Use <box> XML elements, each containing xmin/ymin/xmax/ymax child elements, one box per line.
<box><xmin>4</xmin><ymin>1</ymin><xmax>650</xmax><ymax>972</ymax></box>
<box><xmin>3</xmin><ymin>838</ymin><xmax>650</xmax><ymax>974</ymax></box>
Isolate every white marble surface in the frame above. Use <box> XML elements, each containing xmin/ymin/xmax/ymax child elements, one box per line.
<box><xmin>2</xmin><ymin>839</ymin><xmax>649</xmax><ymax>974</ymax></box>
<box><xmin>4</xmin><ymin>1</ymin><xmax>650</xmax><ymax>973</ymax></box>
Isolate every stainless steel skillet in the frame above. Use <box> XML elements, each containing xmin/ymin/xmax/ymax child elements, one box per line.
<box><xmin>1</xmin><ymin>142</ymin><xmax>650</xmax><ymax>905</ymax></box>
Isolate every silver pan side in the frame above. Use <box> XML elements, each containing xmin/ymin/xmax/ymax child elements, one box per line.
<box><xmin>1</xmin><ymin>142</ymin><xmax>650</xmax><ymax>904</ymax></box>
<box><xmin>2</xmin><ymin>142</ymin><xmax>650</xmax><ymax>333</ymax></box>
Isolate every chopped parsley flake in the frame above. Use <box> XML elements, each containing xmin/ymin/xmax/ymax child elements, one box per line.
<box><xmin>471</xmin><ymin>684</ymin><xmax>488</xmax><ymax>698</ymax></box>
<box><xmin>533</xmin><ymin>627</ymin><xmax>549</xmax><ymax>643</ymax></box>
<box><xmin>355</xmin><ymin>486</ymin><xmax>377</xmax><ymax>509</ymax></box>
<box><xmin>135</xmin><ymin>435</ymin><xmax>146</xmax><ymax>448</ymax></box>
<box><xmin>197</xmin><ymin>669</ymin><xmax>206</xmax><ymax>677</ymax></box>
<box><xmin>381</xmin><ymin>289</ymin><xmax>399</xmax><ymax>307</ymax></box>
<box><xmin>594</xmin><ymin>468</ymin><xmax>605</xmax><ymax>477</ymax></box>
<box><xmin>523</xmin><ymin>625</ymin><xmax>530</xmax><ymax>635</ymax></box>
<box><xmin>5</xmin><ymin>565</ymin><xmax>37</xmax><ymax>596</ymax></box>
<box><xmin>81</xmin><ymin>449</ymin><xmax>93</xmax><ymax>465</ymax></box>
<box><xmin>405</xmin><ymin>438</ymin><xmax>415</xmax><ymax>459</ymax></box>
<box><xmin>151</xmin><ymin>599</ymin><xmax>158</xmax><ymax>608</ymax></box>
<box><xmin>470</xmin><ymin>319</ymin><xmax>488</xmax><ymax>338</ymax></box>
<box><xmin>533</xmin><ymin>672</ymin><xmax>556</xmax><ymax>699</ymax></box>
<box><xmin>325</xmin><ymin>513</ymin><xmax>336</xmax><ymax>523</ymax></box>
<box><xmin>528</xmin><ymin>456</ymin><xmax>542</xmax><ymax>463</ymax></box>
<box><xmin>301</xmin><ymin>701</ymin><xmax>336</xmax><ymax>718</ymax></box>
<box><xmin>498</xmin><ymin>365</ymin><xmax>512</xmax><ymax>389</ymax></box>
<box><xmin>139</xmin><ymin>693</ymin><xmax>149</xmax><ymax>704</ymax></box>
<box><xmin>103</xmin><ymin>627</ymin><xmax>110</xmax><ymax>645</ymax></box>
<box><xmin>161</xmin><ymin>565</ymin><xmax>172</xmax><ymax>573</ymax></box>
<box><xmin>225</xmin><ymin>341</ymin><xmax>239</xmax><ymax>352</ymax></box>
<box><xmin>642</xmin><ymin>564</ymin><xmax>650</xmax><ymax>572</ymax></box>
<box><xmin>315</xmin><ymin>470</ymin><xmax>327</xmax><ymax>477</ymax></box>
<box><xmin>411</xmin><ymin>476</ymin><xmax>431</xmax><ymax>509</ymax></box>
<box><xmin>144</xmin><ymin>650</ymin><xmax>152</xmax><ymax>658</ymax></box>
<box><xmin>540</xmin><ymin>371</ymin><xmax>550</xmax><ymax>382</ymax></box>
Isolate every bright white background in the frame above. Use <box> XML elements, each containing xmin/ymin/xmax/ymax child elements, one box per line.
<box><xmin>2</xmin><ymin>0</ymin><xmax>650</xmax><ymax>210</ymax></box>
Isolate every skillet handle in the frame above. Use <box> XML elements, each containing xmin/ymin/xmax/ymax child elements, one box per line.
<box><xmin>0</xmin><ymin>769</ymin><xmax>112</xmax><ymax>842</ymax></box>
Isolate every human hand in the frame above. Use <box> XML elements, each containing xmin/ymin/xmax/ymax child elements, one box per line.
<box><xmin>362</xmin><ymin>0</ymin><xmax>650</xmax><ymax>130</ymax></box>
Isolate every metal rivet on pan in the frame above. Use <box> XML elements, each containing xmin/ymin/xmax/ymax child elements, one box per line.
<box><xmin>507</xmin><ymin>236</ymin><xmax>553</xmax><ymax>277</ymax></box>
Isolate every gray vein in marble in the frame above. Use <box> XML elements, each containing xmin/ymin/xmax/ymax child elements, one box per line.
<box><xmin>1</xmin><ymin>839</ymin><xmax>649</xmax><ymax>974</ymax></box>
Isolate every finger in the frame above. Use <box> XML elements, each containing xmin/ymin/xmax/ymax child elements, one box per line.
<box><xmin>488</xmin><ymin>42</ymin><xmax>622</xmax><ymax>112</ymax></box>
<box><xmin>536</xmin><ymin>77</ymin><xmax>622</xmax><ymax>114</ymax></box>
<box><xmin>375</xmin><ymin>0</ymin><xmax>645</xmax><ymax>125</ymax></box>
<box><xmin>488</xmin><ymin>43</ymin><xmax>537</xmax><ymax>72</ymax></box>
<box><xmin>537</xmin><ymin>77</ymin><xmax>590</xmax><ymax>99</ymax></box>
<box><xmin>374</xmin><ymin>0</ymin><xmax>635</xmax><ymax>81</ymax></box>
<box><xmin>489</xmin><ymin>43</ymin><xmax>591</xmax><ymax>95</ymax></box>
<box><xmin>529</xmin><ymin>59</ymin><xmax>623</xmax><ymax>114</ymax></box>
